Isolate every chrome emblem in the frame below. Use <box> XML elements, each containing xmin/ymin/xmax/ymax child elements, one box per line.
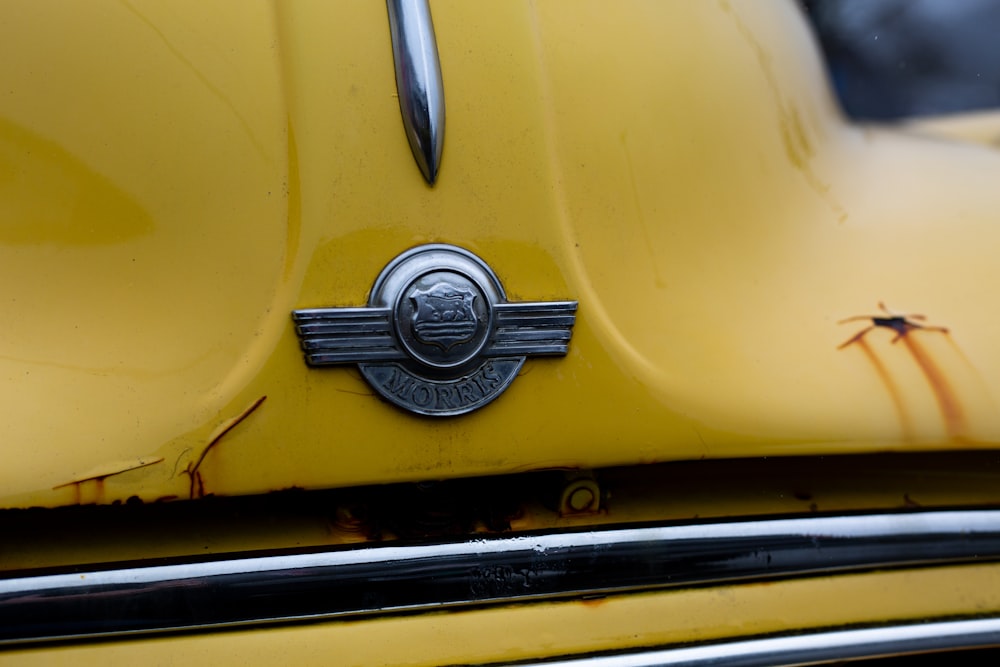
<box><xmin>387</xmin><ymin>0</ymin><xmax>445</xmax><ymax>184</ymax></box>
<box><xmin>411</xmin><ymin>283</ymin><xmax>477</xmax><ymax>349</ymax></box>
<box><xmin>292</xmin><ymin>245</ymin><xmax>577</xmax><ymax>416</ymax></box>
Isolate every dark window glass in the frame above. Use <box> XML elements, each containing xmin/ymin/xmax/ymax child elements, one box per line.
<box><xmin>803</xmin><ymin>0</ymin><xmax>1000</xmax><ymax>119</ymax></box>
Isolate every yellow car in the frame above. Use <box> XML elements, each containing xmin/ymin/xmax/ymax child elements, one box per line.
<box><xmin>3</xmin><ymin>0</ymin><xmax>1000</xmax><ymax>664</ymax></box>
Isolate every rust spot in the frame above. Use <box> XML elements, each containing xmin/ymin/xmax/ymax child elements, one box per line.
<box><xmin>838</xmin><ymin>302</ymin><xmax>948</xmax><ymax>349</ymax></box>
<box><xmin>580</xmin><ymin>596</ymin><xmax>608</xmax><ymax>608</ymax></box>
<box><xmin>839</xmin><ymin>303</ymin><xmax>964</xmax><ymax>440</ymax></box>
<box><xmin>184</xmin><ymin>395</ymin><xmax>267</xmax><ymax>499</ymax></box>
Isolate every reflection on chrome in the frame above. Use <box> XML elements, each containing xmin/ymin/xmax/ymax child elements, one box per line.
<box><xmin>512</xmin><ymin>618</ymin><xmax>1000</xmax><ymax>666</ymax></box>
<box><xmin>386</xmin><ymin>0</ymin><xmax>445</xmax><ymax>184</ymax></box>
<box><xmin>2</xmin><ymin>510</ymin><xmax>1000</xmax><ymax>643</ymax></box>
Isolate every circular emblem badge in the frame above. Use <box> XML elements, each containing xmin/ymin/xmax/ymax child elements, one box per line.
<box><xmin>395</xmin><ymin>271</ymin><xmax>491</xmax><ymax>369</ymax></box>
<box><xmin>359</xmin><ymin>245</ymin><xmax>518</xmax><ymax>415</ymax></box>
<box><xmin>292</xmin><ymin>244</ymin><xmax>577</xmax><ymax>417</ymax></box>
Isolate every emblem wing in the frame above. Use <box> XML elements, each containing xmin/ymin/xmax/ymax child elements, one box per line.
<box><xmin>292</xmin><ymin>307</ymin><xmax>406</xmax><ymax>365</ymax></box>
<box><xmin>489</xmin><ymin>301</ymin><xmax>577</xmax><ymax>356</ymax></box>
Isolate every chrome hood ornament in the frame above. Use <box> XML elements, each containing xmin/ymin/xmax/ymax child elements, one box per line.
<box><xmin>293</xmin><ymin>245</ymin><xmax>577</xmax><ymax>416</ymax></box>
<box><xmin>387</xmin><ymin>0</ymin><xmax>445</xmax><ymax>184</ymax></box>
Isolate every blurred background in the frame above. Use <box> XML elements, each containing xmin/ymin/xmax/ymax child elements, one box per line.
<box><xmin>802</xmin><ymin>0</ymin><xmax>1000</xmax><ymax>119</ymax></box>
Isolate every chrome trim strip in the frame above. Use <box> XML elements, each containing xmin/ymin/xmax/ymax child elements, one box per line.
<box><xmin>3</xmin><ymin>510</ymin><xmax>1000</xmax><ymax>644</ymax></box>
<box><xmin>386</xmin><ymin>0</ymin><xmax>445</xmax><ymax>184</ymax></box>
<box><xmin>293</xmin><ymin>307</ymin><xmax>407</xmax><ymax>364</ymax></box>
<box><xmin>509</xmin><ymin>618</ymin><xmax>1000</xmax><ymax>666</ymax></box>
<box><xmin>293</xmin><ymin>301</ymin><xmax>578</xmax><ymax>365</ymax></box>
<box><xmin>492</xmin><ymin>302</ymin><xmax>578</xmax><ymax>356</ymax></box>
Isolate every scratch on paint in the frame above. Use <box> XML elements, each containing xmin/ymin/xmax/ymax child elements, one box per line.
<box><xmin>171</xmin><ymin>447</ymin><xmax>193</xmax><ymax>478</ymax></box>
<box><xmin>183</xmin><ymin>395</ymin><xmax>267</xmax><ymax>499</ymax></box>
<box><xmin>117</xmin><ymin>0</ymin><xmax>270</xmax><ymax>162</ymax></box>
<box><xmin>620</xmin><ymin>131</ymin><xmax>666</xmax><ymax>288</ymax></box>
<box><xmin>838</xmin><ymin>303</ymin><xmax>966</xmax><ymax>440</ymax></box>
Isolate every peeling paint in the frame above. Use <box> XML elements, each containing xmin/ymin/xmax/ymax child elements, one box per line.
<box><xmin>54</xmin><ymin>457</ymin><xmax>166</xmax><ymax>489</ymax></box>
<box><xmin>53</xmin><ymin>456</ymin><xmax>165</xmax><ymax>505</ymax></box>
<box><xmin>183</xmin><ymin>395</ymin><xmax>267</xmax><ymax>499</ymax></box>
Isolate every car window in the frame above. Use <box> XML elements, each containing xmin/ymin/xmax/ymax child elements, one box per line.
<box><xmin>803</xmin><ymin>0</ymin><xmax>1000</xmax><ymax>119</ymax></box>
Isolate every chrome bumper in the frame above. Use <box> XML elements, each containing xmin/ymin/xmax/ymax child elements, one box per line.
<box><xmin>3</xmin><ymin>509</ymin><xmax>1000</xmax><ymax>645</ymax></box>
<box><xmin>510</xmin><ymin>618</ymin><xmax>1000</xmax><ymax>666</ymax></box>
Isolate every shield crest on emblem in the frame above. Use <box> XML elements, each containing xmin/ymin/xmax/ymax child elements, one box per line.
<box><xmin>410</xmin><ymin>282</ymin><xmax>478</xmax><ymax>350</ymax></box>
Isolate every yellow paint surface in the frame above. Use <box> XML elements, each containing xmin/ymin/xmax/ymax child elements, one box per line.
<box><xmin>3</xmin><ymin>0</ymin><xmax>1000</xmax><ymax>506</ymax></box>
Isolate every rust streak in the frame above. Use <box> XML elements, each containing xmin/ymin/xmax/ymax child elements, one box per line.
<box><xmin>580</xmin><ymin>597</ymin><xmax>608</xmax><ymax>608</ymax></box>
<box><xmin>839</xmin><ymin>304</ymin><xmax>964</xmax><ymax>440</ymax></box>
<box><xmin>184</xmin><ymin>395</ymin><xmax>267</xmax><ymax>499</ymax></box>
<box><xmin>854</xmin><ymin>337</ymin><xmax>913</xmax><ymax>440</ymax></box>
<box><xmin>944</xmin><ymin>335</ymin><xmax>996</xmax><ymax>405</ymax></box>
<box><xmin>900</xmin><ymin>335</ymin><xmax>968</xmax><ymax>441</ymax></box>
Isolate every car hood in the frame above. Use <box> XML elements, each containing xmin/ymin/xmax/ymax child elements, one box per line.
<box><xmin>3</xmin><ymin>0</ymin><xmax>1000</xmax><ymax>508</ymax></box>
